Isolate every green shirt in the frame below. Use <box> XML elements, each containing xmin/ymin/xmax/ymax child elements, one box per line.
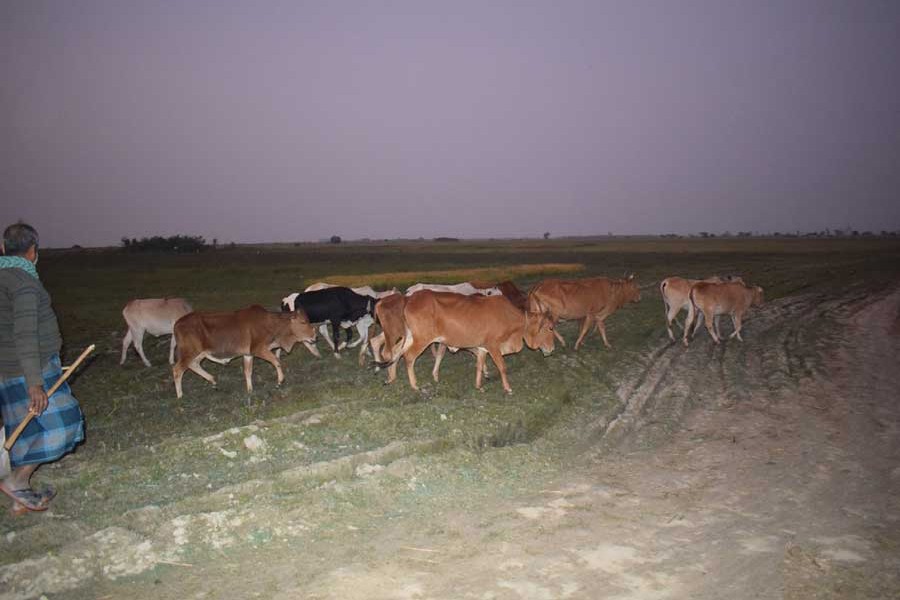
<box><xmin>0</xmin><ymin>267</ymin><xmax>63</xmax><ymax>387</ymax></box>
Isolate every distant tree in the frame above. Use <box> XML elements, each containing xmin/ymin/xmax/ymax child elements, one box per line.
<box><xmin>121</xmin><ymin>234</ymin><xmax>207</xmax><ymax>253</ymax></box>
<box><xmin>212</xmin><ymin>238</ymin><xmax>218</xmax><ymax>248</ymax></box>
<box><xmin>330</xmin><ymin>235</ymin><xmax>342</xmax><ymax>244</ymax></box>
<box><xmin>543</xmin><ymin>231</ymin><xmax>550</xmax><ymax>240</ymax></box>
<box><xmin>699</xmin><ymin>231</ymin><xmax>710</xmax><ymax>238</ymax></box>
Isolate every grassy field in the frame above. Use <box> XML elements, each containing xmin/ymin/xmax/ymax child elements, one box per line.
<box><xmin>3</xmin><ymin>236</ymin><xmax>900</xmax><ymax>593</ymax></box>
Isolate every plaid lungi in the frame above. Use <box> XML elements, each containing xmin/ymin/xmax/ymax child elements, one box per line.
<box><xmin>0</xmin><ymin>354</ymin><xmax>84</xmax><ymax>468</ymax></box>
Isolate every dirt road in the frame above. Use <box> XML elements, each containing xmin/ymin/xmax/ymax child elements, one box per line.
<box><xmin>283</xmin><ymin>285</ymin><xmax>900</xmax><ymax>599</ymax></box>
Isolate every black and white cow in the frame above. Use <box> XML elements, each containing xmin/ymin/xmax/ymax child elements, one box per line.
<box><xmin>281</xmin><ymin>287</ymin><xmax>376</xmax><ymax>360</ymax></box>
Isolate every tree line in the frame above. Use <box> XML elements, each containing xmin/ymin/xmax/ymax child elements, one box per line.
<box><xmin>120</xmin><ymin>235</ymin><xmax>209</xmax><ymax>253</ymax></box>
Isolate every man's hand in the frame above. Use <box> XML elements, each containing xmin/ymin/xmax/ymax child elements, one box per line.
<box><xmin>27</xmin><ymin>385</ymin><xmax>48</xmax><ymax>415</ymax></box>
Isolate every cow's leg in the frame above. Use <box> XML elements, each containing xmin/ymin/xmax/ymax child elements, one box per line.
<box><xmin>404</xmin><ymin>339</ymin><xmax>431</xmax><ymax>391</ymax></box>
<box><xmin>173</xmin><ymin>356</ymin><xmax>190</xmax><ymax>398</ymax></box>
<box><xmin>386</xmin><ymin>359</ymin><xmax>399</xmax><ymax>384</ymax></box>
<box><xmin>331</xmin><ymin>321</ymin><xmax>343</xmax><ymax>358</ymax></box>
<box><xmin>475</xmin><ymin>349</ymin><xmax>488</xmax><ymax>390</ymax></box>
<box><xmin>254</xmin><ymin>348</ymin><xmax>285</xmax><ymax>385</ymax></box>
<box><xmin>729</xmin><ymin>313</ymin><xmax>744</xmax><ymax>341</ymax></box>
<box><xmin>473</xmin><ymin>348</ymin><xmax>491</xmax><ymax>379</ymax></box>
<box><xmin>691</xmin><ymin>311</ymin><xmax>705</xmax><ymax>339</ymax></box>
<box><xmin>573</xmin><ymin>315</ymin><xmax>592</xmax><ymax>350</ymax></box>
<box><xmin>683</xmin><ymin>303</ymin><xmax>695</xmax><ymax>346</ymax></box>
<box><xmin>487</xmin><ymin>348</ymin><xmax>511</xmax><ymax>393</ymax></box>
<box><xmin>370</xmin><ymin>332</ymin><xmax>386</xmax><ymax>363</ymax></box>
<box><xmin>319</xmin><ymin>324</ymin><xmax>335</xmax><ymax>351</ymax></box>
<box><xmin>595</xmin><ymin>318</ymin><xmax>612</xmax><ymax>348</ymax></box>
<box><xmin>340</xmin><ymin>324</ymin><xmax>352</xmax><ymax>351</ymax></box>
<box><xmin>432</xmin><ymin>343</ymin><xmax>447</xmax><ymax>382</ymax></box>
<box><xmin>133</xmin><ymin>329</ymin><xmax>152</xmax><ymax>367</ymax></box>
<box><xmin>168</xmin><ymin>334</ymin><xmax>177</xmax><ymax>365</ymax></box>
<box><xmin>713</xmin><ymin>314</ymin><xmax>722</xmax><ymax>339</ymax></box>
<box><xmin>188</xmin><ymin>358</ymin><xmax>217</xmax><ymax>385</ymax></box>
<box><xmin>552</xmin><ymin>322</ymin><xmax>567</xmax><ymax>347</ymax></box>
<box><xmin>120</xmin><ymin>329</ymin><xmax>134</xmax><ymax>365</ymax></box>
<box><xmin>664</xmin><ymin>302</ymin><xmax>677</xmax><ymax>341</ymax></box>
<box><xmin>573</xmin><ymin>317</ymin><xmax>594</xmax><ymax>350</ymax></box>
<box><xmin>242</xmin><ymin>355</ymin><xmax>254</xmax><ymax>393</ymax></box>
<box><xmin>347</xmin><ymin>320</ymin><xmax>367</xmax><ymax>349</ymax></box>
<box><xmin>703</xmin><ymin>311</ymin><xmax>720</xmax><ymax>344</ymax></box>
<box><xmin>358</xmin><ymin>339</ymin><xmax>368</xmax><ymax>367</ymax></box>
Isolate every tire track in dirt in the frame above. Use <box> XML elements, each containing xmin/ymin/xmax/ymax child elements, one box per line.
<box><xmin>259</xmin><ymin>284</ymin><xmax>900</xmax><ymax>600</ymax></box>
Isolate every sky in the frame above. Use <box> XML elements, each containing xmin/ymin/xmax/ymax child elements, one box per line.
<box><xmin>2</xmin><ymin>1</ymin><xmax>899</xmax><ymax>247</ymax></box>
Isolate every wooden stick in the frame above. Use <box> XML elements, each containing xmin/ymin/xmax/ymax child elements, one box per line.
<box><xmin>4</xmin><ymin>344</ymin><xmax>95</xmax><ymax>451</ymax></box>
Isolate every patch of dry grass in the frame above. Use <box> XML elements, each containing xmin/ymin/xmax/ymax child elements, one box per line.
<box><xmin>319</xmin><ymin>263</ymin><xmax>586</xmax><ymax>288</ymax></box>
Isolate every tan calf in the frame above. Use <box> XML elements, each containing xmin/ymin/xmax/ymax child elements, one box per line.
<box><xmin>684</xmin><ymin>282</ymin><xmax>764</xmax><ymax>346</ymax></box>
<box><xmin>121</xmin><ymin>298</ymin><xmax>193</xmax><ymax>367</ymax></box>
<box><xmin>172</xmin><ymin>305</ymin><xmax>316</xmax><ymax>398</ymax></box>
<box><xmin>527</xmin><ymin>275</ymin><xmax>641</xmax><ymax>349</ymax></box>
<box><xmin>660</xmin><ymin>276</ymin><xmax>743</xmax><ymax>341</ymax></box>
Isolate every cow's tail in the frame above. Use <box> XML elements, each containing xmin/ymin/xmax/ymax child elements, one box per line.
<box><xmin>373</xmin><ymin>325</ymin><xmax>415</xmax><ymax>368</ymax></box>
<box><xmin>685</xmin><ymin>286</ymin><xmax>700</xmax><ymax>337</ymax></box>
<box><xmin>660</xmin><ymin>279</ymin><xmax>670</xmax><ymax>316</ymax></box>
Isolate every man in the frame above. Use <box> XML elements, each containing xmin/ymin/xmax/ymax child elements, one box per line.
<box><xmin>0</xmin><ymin>222</ymin><xmax>84</xmax><ymax>514</ymax></box>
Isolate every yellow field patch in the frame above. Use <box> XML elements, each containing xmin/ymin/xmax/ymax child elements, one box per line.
<box><xmin>320</xmin><ymin>263</ymin><xmax>585</xmax><ymax>288</ymax></box>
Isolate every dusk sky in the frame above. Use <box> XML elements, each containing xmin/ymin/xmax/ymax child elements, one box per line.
<box><xmin>2</xmin><ymin>1</ymin><xmax>899</xmax><ymax>247</ymax></box>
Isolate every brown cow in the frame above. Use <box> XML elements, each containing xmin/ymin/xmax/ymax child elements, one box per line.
<box><xmin>369</xmin><ymin>292</ymin><xmax>407</xmax><ymax>383</ymax></box>
<box><xmin>172</xmin><ymin>305</ymin><xmax>316</xmax><ymax>398</ymax></box>
<box><xmin>370</xmin><ymin>292</ymin><xmax>491</xmax><ymax>385</ymax></box>
<box><xmin>684</xmin><ymin>281</ymin><xmax>764</xmax><ymax>346</ymax></box>
<box><xmin>394</xmin><ymin>291</ymin><xmax>556</xmax><ymax>393</ymax></box>
<box><xmin>660</xmin><ymin>275</ymin><xmax>743</xmax><ymax>341</ymax></box>
<box><xmin>527</xmin><ymin>275</ymin><xmax>641</xmax><ymax>349</ymax></box>
<box><xmin>120</xmin><ymin>298</ymin><xmax>193</xmax><ymax>366</ymax></box>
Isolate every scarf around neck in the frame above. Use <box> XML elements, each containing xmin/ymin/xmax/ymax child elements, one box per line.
<box><xmin>0</xmin><ymin>255</ymin><xmax>39</xmax><ymax>280</ymax></box>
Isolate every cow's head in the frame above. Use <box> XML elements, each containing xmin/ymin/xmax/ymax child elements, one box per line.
<box><xmin>751</xmin><ymin>286</ymin><xmax>764</xmax><ymax>306</ymax></box>
<box><xmin>524</xmin><ymin>311</ymin><xmax>556</xmax><ymax>356</ymax></box>
<box><xmin>623</xmin><ymin>274</ymin><xmax>641</xmax><ymax>303</ymax></box>
<box><xmin>279</xmin><ymin>309</ymin><xmax>317</xmax><ymax>353</ymax></box>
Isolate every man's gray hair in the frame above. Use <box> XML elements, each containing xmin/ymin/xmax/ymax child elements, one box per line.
<box><xmin>3</xmin><ymin>222</ymin><xmax>40</xmax><ymax>256</ymax></box>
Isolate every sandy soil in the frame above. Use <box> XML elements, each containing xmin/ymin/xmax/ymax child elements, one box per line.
<box><xmin>4</xmin><ymin>283</ymin><xmax>899</xmax><ymax>599</ymax></box>
<box><xmin>283</xmin><ymin>284</ymin><xmax>900</xmax><ymax>599</ymax></box>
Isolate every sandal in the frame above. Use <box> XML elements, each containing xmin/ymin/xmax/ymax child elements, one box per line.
<box><xmin>0</xmin><ymin>485</ymin><xmax>50</xmax><ymax>512</ymax></box>
<box><xmin>32</xmin><ymin>485</ymin><xmax>57</xmax><ymax>505</ymax></box>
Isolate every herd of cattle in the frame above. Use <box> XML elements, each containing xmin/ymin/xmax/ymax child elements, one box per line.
<box><xmin>119</xmin><ymin>275</ymin><xmax>764</xmax><ymax>398</ymax></box>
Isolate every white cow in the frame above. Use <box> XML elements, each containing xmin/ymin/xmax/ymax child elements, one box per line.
<box><xmin>304</xmin><ymin>281</ymin><xmax>398</xmax><ymax>300</ymax></box>
<box><xmin>120</xmin><ymin>298</ymin><xmax>193</xmax><ymax>367</ymax></box>
<box><xmin>404</xmin><ymin>282</ymin><xmax>502</xmax><ymax>297</ymax></box>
